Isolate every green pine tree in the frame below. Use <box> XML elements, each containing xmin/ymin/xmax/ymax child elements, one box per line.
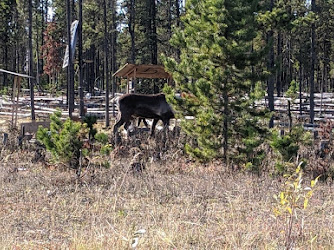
<box><xmin>37</xmin><ymin>110</ymin><xmax>88</xmax><ymax>168</ymax></box>
<box><xmin>163</xmin><ymin>0</ymin><xmax>269</xmax><ymax>165</ymax></box>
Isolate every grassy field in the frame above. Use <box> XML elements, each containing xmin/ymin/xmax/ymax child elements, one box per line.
<box><xmin>0</xmin><ymin>147</ymin><xmax>334</xmax><ymax>249</ymax></box>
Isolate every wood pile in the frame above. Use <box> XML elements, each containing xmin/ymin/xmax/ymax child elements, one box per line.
<box><xmin>0</xmin><ymin>93</ymin><xmax>119</xmax><ymax>120</ymax></box>
<box><xmin>260</xmin><ymin>92</ymin><xmax>334</xmax><ymax>134</ymax></box>
<box><xmin>1</xmin><ymin>91</ymin><xmax>334</xmax><ymax>134</ymax></box>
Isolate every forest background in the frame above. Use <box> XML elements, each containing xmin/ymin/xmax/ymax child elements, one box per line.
<box><xmin>1</xmin><ymin>0</ymin><xmax>334</xmax><ymax>165</ymax></box>
<box><xmin>2</xmin><ymin>1</ymin><xmax>334</xmax><ymax>248</ymax></box>
<box><xmin>1</xmin><ymin>0</ymin><xmax>332</xmax><ymax>103</ymax></box>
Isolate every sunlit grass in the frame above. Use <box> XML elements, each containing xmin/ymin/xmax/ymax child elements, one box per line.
<box><xmin>0</xmin><ymin>149</ymin><xmax>333</xmax><ymax>249</ymax></box>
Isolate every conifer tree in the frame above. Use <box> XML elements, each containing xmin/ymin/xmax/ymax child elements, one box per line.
<box><xmin>164</xmin><ymin>0</ymin><xmax>268</xmax><ymax>164</ymax></box>
<box><xmin>0</xmin><ymin>0</ymin><xmax>15</xmax><ymax>87</ymax></box>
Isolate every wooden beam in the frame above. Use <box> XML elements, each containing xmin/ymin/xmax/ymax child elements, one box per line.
<box><xmin>134</xmin><ymin>67</ymin><xmax>136</xmax><ymax>93</ymax></box>
<box><xmin>0</xmin><ymin>69</ymin><xmax>34</xmax><ymax>79</ymax></box>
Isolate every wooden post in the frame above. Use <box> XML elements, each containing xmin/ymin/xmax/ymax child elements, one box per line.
<box><xmin>133</xmin><ymin>67</ymin><xmax>136</xmax><ymax>93</ymax></box>
<box><xmin>15</xmin><ymin>77</ymin><xmax>21</xmax><ymax>128</ymax></box>
<box><xmin>127</xmin><ymin>77</ymin><xmax>130</xmax><ymax>93</ymax></box>
<box><xmin>288</xmin><ymin>100</ymin><xmax>292</xmax><ymax>133</ymax></box>
<box><xmin>112</xmin><ymin>76</ymin><xmax>116</xmax><ymax>117</ymax></box>
<box><xmin>11</xmin><ymin>76</ymin><xmax>21</xmax><ymax>129</ymax></box>
<box><xmin>11</xmin><ymin>76</ymin><xmax>17</xmax><ymax>128</ymax></box>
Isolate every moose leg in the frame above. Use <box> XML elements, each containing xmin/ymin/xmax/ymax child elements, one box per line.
<box><xmin>137</xmin><ymin>118</ymin><xmax>142</xmax><ymax>127</ymax></box>
<box><xmin>150</xmin><ymin>119</ymin><xmax>159</xmax><ymax>136</ymax></box>
<box><xmin>124</xmin><ymin>121</ymin><xmax>131</xmax><ymax>131</ymax></box>
<box><xmin>113</xmin><ymin>117</ymin><xmax>125</xmax><ymax>136</ymax></box>
<box><xmin>163</xmin><ymin>119</ymin><xmax>170</xmax><ymax>136</ymax></box>
<box><xmin>161</xmin><ymin>119</ymin><xmax>171</xmax><ymax>147</ymax></box>
<box><xmin>113</xmin><ymin>117</ymin><xmax>126</xmax><ymax>145</ymax></box>
<box><xmin>142</xmin><ymin>118</ymin><xmax>149</xmax><ymax>128</ymax></box>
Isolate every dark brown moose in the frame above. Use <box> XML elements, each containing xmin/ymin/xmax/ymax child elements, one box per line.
<box><xmin>113</xmin><ymin>93</ymin><xmax>175</xmax><ymax>137</ymax></box>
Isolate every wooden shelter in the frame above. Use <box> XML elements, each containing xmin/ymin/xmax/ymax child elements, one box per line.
<box><xmin>113</xmin><ymin>64</ymin><xmax>172</xmax><ymax>93</ymax></box>
<box><xmin>0</xmin><ymin>69</ymin><xmax>35</xmax><ymax>127</ymax></box>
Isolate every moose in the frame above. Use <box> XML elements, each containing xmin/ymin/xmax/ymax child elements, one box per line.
<box><xmin>113</xmin><ymin>93</ymin><xmax>175</xmax><ymax>138</ymax></box>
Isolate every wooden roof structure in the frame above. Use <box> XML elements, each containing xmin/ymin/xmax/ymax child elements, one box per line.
<box><xmin>0</xmin><ymin>69</ymin><xmax>34</xmax><ymax>79</ymax></box>
<box><xmin>113</xmin><ymin>64</ymin><xmax>171</xmax><ymax>79</ymax></box>
<box><xmin>0</xmin><ymin>68</ymin><xmax>35</xmax><ymax>127</ymax></box>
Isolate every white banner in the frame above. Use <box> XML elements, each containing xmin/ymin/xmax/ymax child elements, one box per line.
<box><xmin>63</xmin><ymin>20</ymin><xmax>79</xmax><ymax>68</ymax></box>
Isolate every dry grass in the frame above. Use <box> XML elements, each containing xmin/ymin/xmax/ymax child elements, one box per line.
<box><xmin>0</xmin><ymin>147</ymin><xmax>334</xmax><ymax>249</ymax></box>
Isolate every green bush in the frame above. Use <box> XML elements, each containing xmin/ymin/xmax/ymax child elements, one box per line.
<box><xmin>270</xmin><ymin>126</ymin><xmax>311</xmax><ymax>162</ymax></box>
<box><xmin>0</xmin><ymin>86</ymin><xmax>10</xmax><ymax>96</ymax></box>
<box><xmin>37</xmin><ymin>110</ymin><xmax>88</xmax><ymax>168</ymax></box>
<box><xmin>94</xmin><ymin>132</ymin><xmax>109</xmax><ymax>144</ymax></box>
<box><xmin>270</xmin><ymin>125</ymin><xmax>311</xmax><ymax>173</ymax></box>
<box><xmin>94</xmin><ymin>132</ymin><xmax>112</xmax><ymax>155</ymax></box>
<box><xmin>83</xmin><ymin>115</ymin><xmax>97</xmax><ymax>140</ymax></box>
<box><xmin>100</xmin><ymin>145</ymin><xmax>112</xmax><ymax>155</ymax></box>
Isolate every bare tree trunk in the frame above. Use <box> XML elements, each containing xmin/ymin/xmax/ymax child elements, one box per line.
<box><xmin>267</xmin><ymin>0</ymin><xmax>275</xmax><ymax>128</ymax></box>
<box><xmin>78</xmin><ymin>0</ymin><xmax>85</xmax><ymax>117</ymax></box>
<box><xmin>129</xmin><ymin>0</ymin><xmax>136</xmax><ymax>63</ymax></box>
<box><xmin>167</xmin><ymin>0</ymin><xmax>172</xmax><ymax>51</ymax></box>
<box><xmin>111</xmin><ymin>0</ymin><xmax>117</xmax><ymax>117</ymax></box>
<box><xmin>40</xmin><ymin>0</ymin><xmax>46</xmax><ymax>73</ymax></box>
<box><xmin>35</xmin><ymin>3</ymin><xmax>40</xmax><ymax>91</ymax></box>
<box><xmin>87</xmin><ymin>47</ymin><xmax>96</xmax><ymax>93</ymax></box>
<box><xmin>150</xmin><ymin>0</ymin><xmax>158</xmax><ymax>64</ymax></box>
<box><xmin>288</xmin><ymin>37</ymin><xmax>293</xmax><ymax>87</ymax></box>
<box><xmin>223</xmin><ymin>86</ymin><xmax>228</xmax><ymax>162</ymax></box>
<box><xmin>276</xmin><ymin>32</ymin><xmax>282</xmax><ymax>97</ymax></box>
<box><xmin>28</xmin><ymin>0</ymin><xmax>35</xmax><ymax>120</ymax></box>
<box><xmin>175</xmin><ymin>0</ymin><xmax>181</xmax><ymax>60</ymax></box>
<box><xmin>4</xmin><ymin>44</ymin><xmax>8</xmax><ymax>87</ymax></box>
<box><xmin>299</xmin><ymin>62</ymin><xmax>303</xmax><ymax>115</ymax></box>
<box><xmin>96</xmin><ymin>50</ymin><xmax>100</xmax><ymax>87</ymax></box>
<box><xmin>71</xmin><ymin>0</ymin><xmax>76</xmax><ymax>19</ymax></box>
<box><xmin>310</xmin><ymin>0</ymin><xmax>316</xmax><ymax>124</ymax></box>
<box><xmin>103</xmin><ymin>0</ymin><xmax>109</xmax><ymax>127</ymax></box>
<box><xmin>267</xmin><ymin>35</ymin><xmax>275</xmax><ymax>128</ymax></box>
<box><xmin>66</xmin><ymin>0</ymin><xmax>74</xmax><ymax>117</ymax></box>
<box><xmin>323</xmin><ymin>39</ymin><xmax>329</xmax><ymax>93</ymax></box>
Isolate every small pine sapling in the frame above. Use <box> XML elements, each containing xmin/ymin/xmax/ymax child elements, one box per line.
<box><xmin>37</xmin><ymin>110</ymin><xmax>89</xmax><ymax>168</ymax></box>
<box><xmin>270</xmin><ymin>125</ymin><xmax>311</xmax><ymax>173</ymax></box>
